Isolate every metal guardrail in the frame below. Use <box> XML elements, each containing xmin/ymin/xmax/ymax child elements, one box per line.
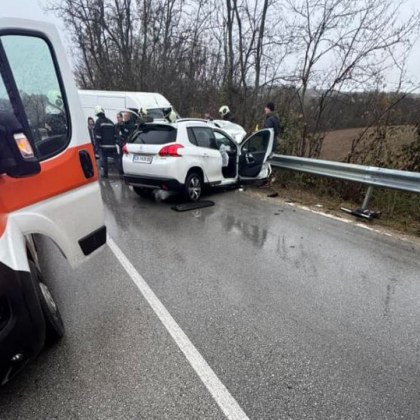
<box><xmin>268</xmin><ymin>154</ymin><xmax>420</xmax><ymax>219</ymax></box>
<box><xmin>269</xmin><ymin>155</ymin><xmax>420</xmax><ymax>193</ymax></box>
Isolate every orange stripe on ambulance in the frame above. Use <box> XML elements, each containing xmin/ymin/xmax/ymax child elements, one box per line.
<box><xmin>0</xmin><ymin>18</ymin><xmax>106</xmax><ymax>384</ymax></box>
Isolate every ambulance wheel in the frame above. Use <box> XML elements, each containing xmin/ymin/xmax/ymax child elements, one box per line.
<box><xmin>29</xmin><ymin>261</ymin><xmax>65</xmax><ymax>343</ymax></box>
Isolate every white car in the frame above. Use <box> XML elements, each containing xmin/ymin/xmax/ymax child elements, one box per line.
<box><xmin>122</xmin><ymin>120</ymin><xmax>274</xmax><ymax>201</ymax></box>
<box><xmin>177</xmin><ymin>118</ymin><xmax>247</xmax><ymax>143</ymax></box>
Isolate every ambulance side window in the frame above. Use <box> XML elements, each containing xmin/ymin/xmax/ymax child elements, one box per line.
<box><xmin>0</xmin><ymin>75</ymin><xmax>12</xmax><ymax>113</ymax></box>
<box><xmin>1</xmin><ymin>35</ymin><xmax>69</xmax><ymax>160</ymax></box>
<box><xmin>0</xmin><ymin>75</ymin><xmax>13</xmax><ymax>173</ymax></box>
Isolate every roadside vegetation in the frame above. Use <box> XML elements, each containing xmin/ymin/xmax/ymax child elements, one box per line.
<box><xmin>47</xmin><ymin>0</ymin><xmax>420</xmax><ymax>234</ymax></box>
<box><xmin>254</xmin><ymin>172</ymin><xmax>420</xmax><ymax>237</ymax></box>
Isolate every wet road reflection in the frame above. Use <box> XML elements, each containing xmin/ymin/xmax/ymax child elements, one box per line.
<box><xmin>96</xmin><ymin>173</ymin><xmax>420</xmax><ymax>419</ymax></box>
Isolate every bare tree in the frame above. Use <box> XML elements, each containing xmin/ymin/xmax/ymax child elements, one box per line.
<box><xmin>284</xmin><ymin>0</ymin><xmax>420</xmax><ymax>157</ymax></box>
<box><xmin>45</xmin><ymin>0</ymin><xmax>420</xmax><ymax>130</ymax></box>
<box><xmin>207</xmin><ymin>0</ymin><xmax>289</xmax><ymax>127</ymax></box>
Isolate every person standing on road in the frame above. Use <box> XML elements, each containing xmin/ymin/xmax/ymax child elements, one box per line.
<box><xmin>163</xmin><ymin>107</ymin><xmax>177</xmax><ymax>123</ymax></box>
<box><xmin>120</xmin><ymin>111</ymin><xmax>137</xmax><ymax>144</ymax></box>
<box><xmin>115</xmin><ymin>112</ymin><xmax>125</xmax><ymax>175</ymax></box>
<box><xmin>138</xmin><ymin>107</ymin><xmax>153</xmax><ymax>124</ymax></box>
<box><xmin>115</xmin><ymin>112</ymin><xmax>124</xmax><ymax>148</ymax></box>
<box><xmin>94</xmin><ymin>106</ymin><xmax>118</xmax><ymax>178</ymax></box>
<box><xmin>263</xmin><ymin>102</ymin><xmax>281</xmax><ymax>153</ymax></box>
<box><xmin>219</xmin><ymin>105</ymin><xmax>235</xmax><ymax>122</ymax></box>
<box><xmin>115</xmin><ymin>111</ymin><xmax>137</xmax><ymax>176</ymax></box>
<box><xmin>261</xmin><ymin>102</ymin><xmax>282</xmax><ymax>196</ymax></box>
<box><xmin>115</xmin><ymin>112</ymin><xmax>123</xmax><ymax>134</ymax></box>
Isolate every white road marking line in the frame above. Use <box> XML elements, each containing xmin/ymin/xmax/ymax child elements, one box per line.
<box><xmin>286</xmin><ymin>201</ymin><xmax>413</xmax><ymax>242</ymax></box>
<box><xmin>107</xmin><ymin>236</ymin><xmax>250</xmax><ymax>420</ymax></box>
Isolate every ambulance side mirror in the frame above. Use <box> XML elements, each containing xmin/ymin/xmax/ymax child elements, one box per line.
<box><xmin>0</xmin><ymin>113</ymin><xmax>40</xmax><ymax>178</ymax></box>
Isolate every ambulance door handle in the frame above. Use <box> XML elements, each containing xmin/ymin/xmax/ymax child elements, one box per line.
<box><xmin>79</xmin><ymin>150</ymin><xmax>94</xmax><ymax>179</ymax></box>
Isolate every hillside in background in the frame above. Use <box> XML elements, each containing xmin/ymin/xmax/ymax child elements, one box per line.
<box><xmin>319</xmin><ymin>125</ymin><xmax>416</xmax><ymax>162</ymax></box>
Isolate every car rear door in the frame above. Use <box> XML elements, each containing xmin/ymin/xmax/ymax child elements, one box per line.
<box><xmin>0</xmin><ymin>19</ymin><xmax>105</xmax><ymax>268</ymax></box>
<box><xmin>238</xmin><ymin>128</ymin><xmax>273</xmax><ymax>180</ymax></box>
<box><xmin>187</xmin><ymin>126</ymin><xmax>222</xmax><ymax>183</ymax></box>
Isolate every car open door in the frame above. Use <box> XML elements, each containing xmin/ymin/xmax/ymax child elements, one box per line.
<box><xmin>238</xmin><ymin>128</ymin><xmax>274</xmax><ymax>181</ymax></box>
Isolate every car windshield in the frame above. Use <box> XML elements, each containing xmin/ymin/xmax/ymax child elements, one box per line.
<box><xmin>130</xmin><ymin>125</ymin><xmax>177</xmax><ymax>145</ymax></box>
<box><xmin>146</xmin><ymin>108</ymin><xmax>166</xmax><ymax>119</ymax></box>
<box><xmin>147</xmin><ymin>108</ymin><xmax>181</xmax><ymax>119</ymax></box>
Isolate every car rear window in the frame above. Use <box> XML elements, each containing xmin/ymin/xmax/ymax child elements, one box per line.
<box><xmin>130</xmin><ymin>125</ymin><xmax>177</xmax><ymax>145</ymax></box>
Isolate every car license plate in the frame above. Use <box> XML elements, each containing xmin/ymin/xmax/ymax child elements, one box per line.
<box><xmin>133</xmin><ymin>155</ymin><xmax>153</xmax><ymax>164</ymax></box>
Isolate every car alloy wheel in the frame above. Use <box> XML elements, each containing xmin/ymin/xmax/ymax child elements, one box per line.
<box><xmin>185</xmin><ymin>172</ymin><xmax>202</xmax><ymax>201</ymax></box>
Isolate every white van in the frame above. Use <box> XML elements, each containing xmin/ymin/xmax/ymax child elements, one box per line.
<box><xmin>79</xmin><ymin>90</ymin><xmax>176</xmax><ymax>122</ymax></box>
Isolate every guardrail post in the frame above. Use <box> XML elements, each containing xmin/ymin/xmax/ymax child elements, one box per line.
<box><xmin>341</xmin><ymin>185</ymin><xmax>380</xmax><ymax>220</ymax></box>
<box><xmin>361</xmin><ymin>186</ymin><xmax>374</xmax><ymax>210</ymax></box>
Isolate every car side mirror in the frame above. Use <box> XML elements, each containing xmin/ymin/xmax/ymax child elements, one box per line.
<box><xmin>0</xmin><ymin>112</ymin><xmax>40</xmax><ymax>178</ymax></box>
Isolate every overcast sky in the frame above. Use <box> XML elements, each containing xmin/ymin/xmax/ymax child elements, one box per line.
<box><xmin>1</xmin><ymin>0</ymin><xmax>420</xmax><ymax>91</ymax></box>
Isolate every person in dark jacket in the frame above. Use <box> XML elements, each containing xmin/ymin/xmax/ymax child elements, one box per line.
<box><xmin>94</xmin><ymin>106</ymin><xmax>118</xmax><ymax>178</ymax></box>
<box><xmin>115</xmin><ymin>112</ymin><xmax>123</xmax><ymax>137</ymax></box>
<box><xmin>114</xmin><ymin>112</ymin><xmax>124</xmax><ymax>150</ymax></box>
<box><xmin>162</xmin><ymin>107</ymin><xmax>177</xmax><ymax>123</ymax></box>
<box><xmin>263</xmin><ymin>102</ymin><xmax>281</xmax><ymax>153</ymax></box>
<box><xmin>114</xmin><ymin>111</ymin><xmax>125</xmax><ymax>175</ymax></box>
<box><xmin>120</xmin><ymin>111</ymin><xmax>137</xmax><ymax>144</ymax></box>
<box><xmin>219</xmin><ymin>105</ymin><xmax>235</xmax><ymax>122</ymax></box>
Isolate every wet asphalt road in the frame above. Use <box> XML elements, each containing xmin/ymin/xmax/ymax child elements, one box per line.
<box><xmin>1</xmin><ymin>174</ymin><xmax>420</xmax><ymax>419</ymax></box>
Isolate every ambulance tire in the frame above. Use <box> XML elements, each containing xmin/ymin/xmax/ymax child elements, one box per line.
<box><xmin>29</xmin><ymin>261</ymin><xmax>65</xmax><ymax>343</ymax></box>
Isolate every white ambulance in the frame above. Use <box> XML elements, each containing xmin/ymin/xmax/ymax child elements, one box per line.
<box><xmin>0</xmin><ymin>18</ymin><xmax>106</xmax><ymax>384</ymax></box>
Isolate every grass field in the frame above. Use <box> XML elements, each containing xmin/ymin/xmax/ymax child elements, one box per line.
<box><xmin>320</xmin><ymin>125</ymin><xmax>416</xmax><ymax>163</ymax></box>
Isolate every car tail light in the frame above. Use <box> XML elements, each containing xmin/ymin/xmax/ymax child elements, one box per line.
<box><xmin>122</xmin><ymin>144</ymin><xmax>128</xmax><ymax>154</ymax></box>
<box><xmin>159</xmin><ymin>144</ymin><xmax>184</xmax><ymax>157</ymax></box>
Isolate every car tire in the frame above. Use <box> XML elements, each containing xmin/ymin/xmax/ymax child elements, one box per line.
<box><xmin>29</xmin><ymin>261</ymin><xmax>65</xmax><ymax>343</ymax></box>
<box><xmin>184</xmin><ymin>172</ymin><xmax>202</xmax><ymax>201</ymax></box>
<box><xmin>133</xmin><ymin>186</ymin><xmax>154</xmax><ymax>198</ymax></box>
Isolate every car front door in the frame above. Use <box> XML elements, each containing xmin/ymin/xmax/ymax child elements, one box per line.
<box><xmin>238</xmin><ymin>128</ymin><xmax>273</xmax><ymax>180</ymax></box>
<box><xmin>187</xmin><ymin>126</ymin><xmax>222</xmax><ymax>183</ymax></box>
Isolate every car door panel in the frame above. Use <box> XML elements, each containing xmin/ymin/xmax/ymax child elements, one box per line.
<box><xmin>238</xmin><ymin>129</ymin><xmax>273</xmax><ymax>179</ymax></box>
<box><xmin>199</xmin><ymin>147</ymin><xmax>222</xmax><ymax>183</ymax></box>
<box><xmin>187</xmin><ymin>127</ymin><xmax>222</xmax><ymax>183</ymax></box>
